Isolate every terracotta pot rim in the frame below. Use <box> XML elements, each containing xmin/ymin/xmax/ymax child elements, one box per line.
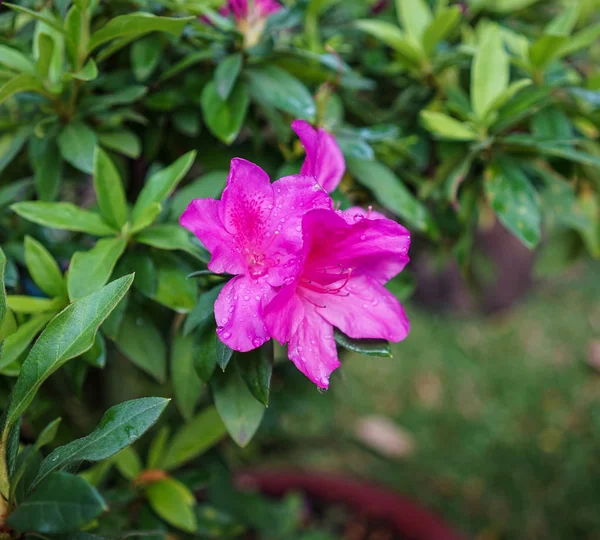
<box><xmin>235</xmin><ymin>468</ymin><xmax>462</xmax><ymax>540</ymax></box>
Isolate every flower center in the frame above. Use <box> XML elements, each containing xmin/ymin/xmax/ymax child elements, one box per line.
<box><xmin>300</xmin><ymin>266</ymin><xmax>353</xmax><ymax>296</ymax></box>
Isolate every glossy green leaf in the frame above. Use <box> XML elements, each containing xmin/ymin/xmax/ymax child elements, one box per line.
<box><xmin>184</xmin><ymin>285</ymin><xmax>223</xmax><ymax>336</ymax></box>
<box><xmin>334</xmin><ymin>329</ymin><xmax>392</xmax><ymax>357</ymax></box>
<box><xmin>163</xmin><ymin>406</ymin><xmax>226</xmax><ymax>470</ymax></box>
<box><xmin>68</xmin><ymin>60</ymin><xmax>99</xmax><ymax>82</ymax></box>
<box><xmin>472</xmin><ymin>25</ymin><xmax>509</xmax><ymax>119</ymax></box>
<box><xmin>0</xmin><ymin>73</ymin><xmax>48</xmax><ymax>105</ymax></box>
<box><xmin>171</xmin><ymin>331</ymin><xmax>203</xmax><ymax>422</ymax></box>
<box><xmin>484</xmin><ymin>159</ymin><xmax>541</xmax><ymax>249</ymax></box>
<box><xmin>211</xmin><ymin>363</ymin><xmax>265</xmax><ymax>447</ymax></box>
<box><xmin>24</xmin><ymin>236</ymin><xmax>65</xmax><ymax>299</ymax></box>
<box><xmin>93</xmin><ymin>147</ymin><xmax>128</xmax><ymax>230</ymax></box>
<box><xmin>215</xmin><ymin>53</ymin><xmax>243</xmax><ymax>100</ymax></box>
<box><xmin>194</xmin><ymin>326</ymin><xmax>218</xmax><ymax>383</ymax></box>
<box><xmin>33</xmin><ymin>397</ymin><xmax>168</xmax><ymax>489</ymax></box>
<box><xmin>135</xmin><ymin>224</ymin><xmax>205</xmax><ymax>259</ymax></box>
<box><xmin>89</xmin><ymin>14</ymin><xmax>193</xmax><ymax>51</ymax></box>
<box><xmin>246</xmin><ymin>65</ymin><xmax>315</xmax><ymax>121</ymax></box>
<box><xmin>170</xmin><ymin>171</ymin><xmax>228</xmax><ymax>220</ymax></box>
<box><xmin>116</xmin><ymin>251</ymin><xmax>158</xmax><ymax>298</ymax></box>
<box><xmin>395</xmin><ymin>0</ymin><xmax>432</xmax><ymax>42</ymax></box>
<box><xmin>35</xmin><ymin>33</ymin><xmax>54</xmax><ymax>80</ymax></box>
<box><xmin>422</xmin><ymin>6</ymin><xmax>461</xmax><ymax>55</ymax></box>
<box><xmin>237</xmin><ymin>344</ymin><xmax>273</xmax><ymax>407</ymax></box>
<box><xmin>7</xmin><ymin>472</ymin><xmax>106</xmax><ymax>534</ymax></box>
<box><xmin>68</xmin><ymin>237</ymin><xmax>127</xmax><ymax>301</ymax></box>
<box><xmin>420</xmin><ymin>111</ymin><xmax>477</xmax><ymax>140</ymax></box>
<box><xmin>11</xmin><ymin>202</ymin><xmax>116</xmax><ymax>236</ymax></box>
<box><xmin>146</xmin><ymin>477</ymin><xmax>197</xmax><ymax>533</ymax></box>
<box><xmin>132</xmin><ymin>151</ymin><xmax>196</xmax><ymax>224</ymax></box>
<box><xmin>3</xmin><ymin>3</ymin><xmax>67</xmax><ymax>35</ymax></box>
<box><xmin>116</xmin><ymin>312</ymin><xmax>167</xmax><ymax>382</ymax></box>
<box><xmin>347</xmin><ymin>158</ymin><xmax>438</xmax><ymax>237</ymax></box>
<box><xmin>57</xmin><ymin>122</ymin><xmax>97</xmax><ymax>174</ymax></box>
<box><xmin>216</xmin><ymin>337</ymin><xmax>234</xmax><ymax>371</ymax></box>
<box><xmin>131</xmin><ymin>34</ymin><xmax>163</xmax><ymax>81</ymax></box>
<box><xmin>354</xmin><ymin>20</ymin><xmax>423</xmax><ymax>67</ymax></box>
<box><xmin>6</xmin><ymin>296</ymin><xmax>63</xmax><ymax>314</ymax></box>
<box><xmin>131</xmin><ymin>202</ymin><xmax>162</xmax><ymax>234</ymax></box>
<box><xmin>97</xmin><ymin>129</ymin><xmax>141</xmax><ymax>159</ymax></box>
<box><xmin>201</xmin><ymin>80</ymin><xmax>249</xmax><ymax>145</ymax></box>
<box><xmin>0</xmin><ymin>312</ymin><xmax>54</xmax><ymax>371</ymax></box>
<box><xmin>153</xmin><ymin>253</ymin><xmax>197</xmax><ymax>313</ymax></box>
<box><xmin>4</xmin><ymin>275</ymin><xmax>133</xmax><ymax>430</ymax></box>
<box><xmin>0</xmin><ymin>45</ymin><xmax>35</xmax><ymax>74</ymax></box>
<box><xmin>30</xmin><ymin>137</ymin><xmax>62</xmax><ymax>201</ymax></box>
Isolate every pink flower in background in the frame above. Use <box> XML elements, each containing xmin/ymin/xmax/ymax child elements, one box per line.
<box><xmin>264</xmin><ymin>208</ymin><xmax>411</xmax><ymax>388</ymax></box>
<box><xmin>180</xmin><ymin>158</ymin><xmax>331</xmax><ymax>352</ymax></box>
<box><xmin>222</xmin><ymin>0</ymin><xmax>282</xmax><ymax>21</ymax></box>
<box><xmin>292</xmin><ymin>120</ymin><xmax>345</xmax><ymax>193</ymax></box>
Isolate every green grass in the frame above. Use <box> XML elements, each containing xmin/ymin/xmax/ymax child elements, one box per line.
<box><xmin>265</xmin><ymin>262</ymin><xmax>600</xmax><ymax>539</ymax></box>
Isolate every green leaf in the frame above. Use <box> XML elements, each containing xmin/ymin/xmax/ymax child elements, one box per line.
<box><xmin>159</xmin><ymin>49</ymin><xmax>215</xmax><ymax>82</ymax></box>
<box><xmin>422</xmin><ymin>6</ymin><xmax>461</xmax><ymax>55</ymax></box>
<box><xmin>153</xmin><ymin>253</ymin><xmax>197</xmax><ymax>313</ymax></box>
<box><xmin>215</xmin><ymin>53</ymin><xmax>243</xmax><ymax>100</ymax></box>
<box><xmin>30</xmin><ymin>137</ymin><xmax>62</xmax><ymax>201</ymax></box>
<box><xmin>0</xmin><ymin>45</ymin><xmax>36</xmax><ymax>73</ymax></box>
<box><xmin>93</xmin><ymin>147</ymin><xmax>128</xmax><ymax>230</ymax></box>
<box><xmin>0</xmin><ymin>129</ymin><xmax>29</xmax><ymax>175</ymax></box>
<box><xmin>0</xmin><ymin>249</ymin><xmax>6</xmax><ymax>333</ymax></box>
<box><xmin>545</xmin><ymin>1</ymin><xmax>579</xmax><ymax>36</ymax></box>
<box><xmin>11</xmin><ymin>202</ymin><xmax>117</xmax><ymax>236</ymax></box>
<box><xmin>483</xmin><ymin>79</ymin><xmax>531</xmax><ymax>125</ymax></box>
<box><xmin>82</xmin><ymin>332</ymin><xmax>106</xmax><ymax>368</ymax></box>
<box><xmin>147</xmin><ymin>426</ymin><xmax>170</xmax><ymax>469</ymax></box>
<box><xmin>354</xmin><ymin>20</ymin><xmax>423</xmax><ymax>67</ymax></box>
<box><xmin>420</xmin><ymin>111</ymin><xmax>477</xmax><ymax>141</ymax></box>
<box><xmin>216</xmin><ymin>337</ymin><xmax>234</xmax><ymax>371</ymax></box>
<box><xmin>347</xmin><ymin>158</ymin><xmax>438</xmax><ymax>237</ymax></box>
<box><xmin>68</xmin><ymin>60</ymin><xmax>99</xmax><ymax>82</ymax></box>
<box><xmin>131</xmin><ymin>202</ymin><xmax>162</xmax><ymax>234</ymax></box>
<box><xmin>6</xmin><ymin>296</ymin><xmax>63</xmax><ymax>314</ymax></box>
<box><xmin>201</xmin><ymin>80</ymin><xmax>249</xmax><ymax>145</ymax></box>
<box><xmin>194</xmin><ymin>327</ymin><xmax>218</xmax><ymax>383</ymax></box>
<box><xmin>528</xmin><ymin>34</ymin><xmax>568</xmax><ymax>69</ymax></box>
<box><xmin>472</xmin><ymin>25</ymin><xmax>509</xmax><ymax>119</ymax></box>
<box><xmin>0</xmin><ymin>179</ymin><xmax>33</xmax><ymax>210</ymax></box>
<box><xmin>97</xmin><ymin>130</ymin><xmax>141</xmax><ymax>159</ymax></box>
<box><xmin>211</xmin><ymin>363</ymin><xmax>265</xmax><ymax>447</ymax></box>
<box><xmin>184</xmin><ymin>285</ymin><xmax>223</xmax><ymax>336</ymax></box>
<box><xmin>131</xmin><ymin>34</ymin><xmax>163</xmax><ymax>81</ymax></box>
<box><xmin>33</xmin><ymin>397</ymin><xmax>168</xmax><ymax>489</ymax></box>
<box><xmin>484</xmin><ymin>159</ymin><xmax>541</xmax><ymax>249</ymax></box>
<box><xmin>114</xmin><ymin>446</ymin><xmax>143</xmax><ymax>480</ymax></box>
<box><xmin>68</xmin><ymin>237</ymin><xmax>127</xmax><ymax>301</ymax></box>
<box><xmin>171</xmin><ymin>331</ymin><xmax>203</xmax><ymax>422</ymax></box>
<box><xmin>237</xmin><ymin>344</ymin><xmax>273</xmax><ymax>407</ymax></box>
<box><xmin>554</xmin><ymin>22</ymin><xmax>600</xmax><ymax>59</ymax></box>
<box><xmin>0</xmin><ymin>312</ymin><xmax>54</xmax><ymax>371</ymax></box>
<box><xmin>170</xmin><ymin>171</ymin><xmax>228</xmax><ymax>220</ymax></box>
<box><xmin>57</xmin><ymin>122</ymin><xmax>97</xmax><ymax>174</ymax></box>
<box><xmin>0</xmin><ymin>74</ymin><xmax>48</xmax><ymax>105</ymax></box>
<box><xmin>35</xmin><ymin>33</ymin><xmax>54</xmax><ymax>80</ymax></box>
<box><xmin>24</xmin><ymin>236</ymin><xmax>65</xmax><ymax>299</ymax></box>
<box><xmin>89</xmin><ymin>14</ymin><xmax>193</xmax><ymax>51</ymax></box>
<box><xmin>3</xmin><ymin>3</ymin><xmax>67</xmax><ymax>36</ymax></box>
<box><xmin>395</xmin><ymin>0</ymin><xmax>432</xmax><ymax>42</ymax></box>
<box><xmin>135</xmin><ymin>224</ymin><xmax>206</xmax><ymax>260</ymax></box>
<box><xmin>334</xmin><ymin>329</ymin><xmax>392</xmax><ymax>357</ymax></box>
<box><xmin>116</xmin><ymin>311</ymin><xmax>167</xmax><ymax>382</ymax></box>
<box><xmin>162</xmin><ymin>406</ymin><xmax>226</xmax><ymax>470</ymax></box>
<box><xmin>173</xmin><ymin>107</ymin><xmax>201</xmax><ymax>137</ymax></box>
<box><xmin>246</xmin><ymin>65</ymin><xmax>315</xmax><ymax>121</ymax></box>
<box><xmin>7</xmin><ymin>472</ymin><xmax>106</xmax><ymax>534</ymax></box>
<box><xmin>132</xmin><ymin>151</ymin><xmax>196</xmax><ymax>224</ymax></box>
<box><xmin>4</xmin><ymin>275</ymin><xmax>133</xmax><ymax>430</ymax></box>
<box><xmin>146</xmin><ymin>477</ymin><xmax>197</xmax><ymax>533</ymax></box>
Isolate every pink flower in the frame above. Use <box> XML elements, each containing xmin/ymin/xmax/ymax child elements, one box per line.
<box><xmin>292</xmin><ymin>120</ymin><xmax>345</xmax><ymax>193</ymax></box>
<box><xmin>264</xmin><ymin>208</ymin><xmax>411</xmax><ymax>388</ymax></box>
<box><xmin>222</xmin><ymin>0</ymin><xmax>282</xmax><ymax>21</ymax></box>
<box><xmin>180</xmin><ymin>158</ymin><xmax>331</xmax><ymax>352</ymax></box>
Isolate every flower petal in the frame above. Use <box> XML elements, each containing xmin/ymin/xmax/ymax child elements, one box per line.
<box><xmin>292</xmin><ymin>120</ymin><xmax>345</xmax><ymax>193</ymax></box>
<box><xmin>214</xmin><ymin>274</ymin><xmax>275</xmax><ymax>352</ymax></box>
<box><xmin>220</xmin><ymin>158</ymin><xmax>274</xmax><ymax>250</ymax></box>
<box><xmin>265</xmin><ymin>174</ymin><xmax>332</xmax><ymax>286</ymax></box>
<box><xmin>302</xmin><ymin>208</ymin><xmax>410</xmax><ymax>283</ymax></box>
<box><xmin>264</xmin><ymin>282</ymin><xmax>305</xmax><ymax>344</ymax></box>
<box><xmin>288</xmin><ymin>307</ymin><xmax>340</xmax><ymax>389</ymax></box>
<box><xmin>304</xmin><ymin>275</ymin><xmax>410</xmax><ymax>342</ymax></box>
<box><xmin>180</xmin><ymin>198</ymin><xmax>245</xmax><ymax>275</ymax></box>
<box><xmin>341</xmin><ymin>206</ymin><xmax>387</xmax><ymax>222</ymax></box>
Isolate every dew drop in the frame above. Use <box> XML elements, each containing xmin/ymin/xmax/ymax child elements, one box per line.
<box><xmin>223</xmin><ymin>331</ymin><xmax>232</xmax><ymax>339</ymax></box>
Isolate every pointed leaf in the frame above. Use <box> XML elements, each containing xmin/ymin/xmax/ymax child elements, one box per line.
<box><xmin>0</xmin><ymin>312</ymin><xmax>54</xmax><ymax>371</ymax></box>
<box><xmin>214</xmin><ymin>53</ymin><xmax>243</xmax><ymax>100</ymax></box>
<box><xmin>334</xmin><ymin>329</ymin><xmax>392</xmax><ymax>357</ymax></box>
<box><xmin>93</xmin><ymin>147</ymin><xmax>128</xmax><ymax>230</ymax></box>
<box><xmin>0</xmin><ymin>73</ymin><xmax>48</xmax><ymax>105</ymax></box>
<box><xmin>395</xmin><ymin>0</ymin><xmax>432</xmax><ymax>42</ymax></box>
<box><xmin>171</xmin><ymin>331</ymin><xmax>203</xmax><ymax>422</ymax></box>
<box><xmin>420</xmin><ymin>110</ymin><xmax>478</xmax><ymax>140</ymax></box>
<box><xmin>237</xmin><ymin>344</ymin><xmax>273</xmax><ymax>407</ymax></box>
<box><xmin>201</xmin><ymin>80</ymin><xmax>249</xmax><ymax>145</ymax></box>
<box><xmin>24</xmin><ymin>236</ymin><xmax>65</xmax><ymax>298</ymax></box>
<box><xmin>146</xmin><ymin>477</ymin><xmax>197</xmax><ymax>533</ymax></box>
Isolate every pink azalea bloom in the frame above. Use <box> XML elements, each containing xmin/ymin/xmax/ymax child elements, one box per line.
<box><xmin>222</xmin><ymin>0</ymin><xmax>282</xmax><ymax>21</ymax></box>
<box><xmin>292</xmin><ymin>120</ymin><xmax>346</xmax><ymax>193</ymax></box>
<box><xmin>180</xmin><ymin>158</ymin><xmax>331</xmax><ymax>352</ymax></box>
<box><xmin>264</xmin><ymin>208</ymin><xmax>411</xmax><ymax>389</ymax></box>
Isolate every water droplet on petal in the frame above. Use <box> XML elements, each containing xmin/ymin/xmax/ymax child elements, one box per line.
<box><xmin>223</xmin><ymin>331</ymin><xmax>232</xmax><ymax>339</ymax></box>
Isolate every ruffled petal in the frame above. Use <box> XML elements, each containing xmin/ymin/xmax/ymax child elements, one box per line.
<box><xmin>214</xmin><ymin>274</ymin><xmax>275</xmax><ymax>352</ymax></box>
<box><xmin>302</xmin><ymin>208</ymin><xmax>410</xmax><ymax>283</ymax></box>
<box><xmin>220</xmin><ymin>158</ymin><xmax>274</xmax><ymax>251</ymax></box>
<box><xmin>180</xmin><ymin>198</ymin><xmax>245</xmax><ymax>275</ymax></box>
<box><xmin>302</xmin><ymin>274</ymin><xmax>410</xmax><ymax>342</ymax></box>
<box><xmin>264</xmin><ymin>282</ymin><xmax>305</xmax><ymax>344</ymax></box>
<box><xmin>288</xmin><ymin>307</ymin><xmax>340</xmax><ymax>389</ymax></box>
<box><xmin>265</xmin><ymin>174</ymin><xmax>332</xmax><ymax>286</ymax></box>
<box><xmin>292</xmin><ymin>120</ymin><xmax>345</xmax><ymax>193</ymax></box>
